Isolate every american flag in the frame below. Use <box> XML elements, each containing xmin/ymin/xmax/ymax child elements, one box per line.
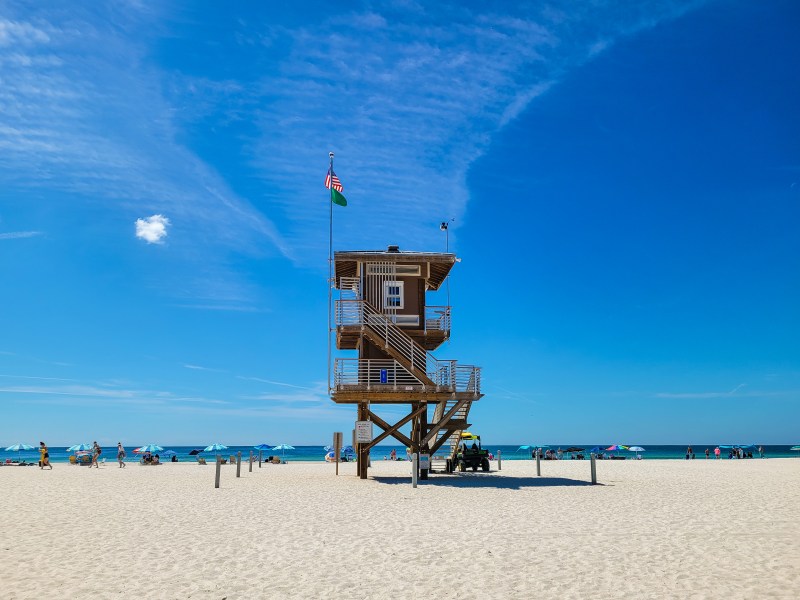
<box><xmin>325</xmin><ymin>168</ymin><xmax>343</xmax><ymax>192</ymax></box>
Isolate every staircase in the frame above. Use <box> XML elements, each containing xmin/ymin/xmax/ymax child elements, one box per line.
<box><xmin>335</xmin><ymin>282</ymin><xmax>480</xmax><ymax>459</ymax></box>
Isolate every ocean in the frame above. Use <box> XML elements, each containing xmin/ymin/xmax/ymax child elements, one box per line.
<box><xmin>3</xmin><ymin>444</ymin><xmax>798</xmax><ymax>464</ymax></box>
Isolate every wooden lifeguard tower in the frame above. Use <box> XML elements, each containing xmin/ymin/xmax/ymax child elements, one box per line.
<box><xmin>331</xmin><ymin>245</ymin><xmax>483</xmax><ymax>479</ymax></box>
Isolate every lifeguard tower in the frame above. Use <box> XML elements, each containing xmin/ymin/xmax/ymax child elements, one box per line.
<box><xmin>331</xmin><ymin>245</ymin><xmax>483</xmax><ymax>479</ymax></box>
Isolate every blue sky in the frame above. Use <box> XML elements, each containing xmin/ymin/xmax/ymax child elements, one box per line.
<box><xmin>1</xmin><ymin>1</ymin><xmax>798</xmax><ymax>447</ymax></box>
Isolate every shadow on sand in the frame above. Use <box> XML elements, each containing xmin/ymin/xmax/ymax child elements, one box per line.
<box><xmin>371</xmin><ymin>473</ymin><xmax>601</xmax><ymax>489</ymax></box>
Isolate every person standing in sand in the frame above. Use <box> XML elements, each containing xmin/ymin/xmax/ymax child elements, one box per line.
<box><xmin>705</xmin><ymin>448</ymin><xmax>710</xmax><ymax>459</ymax></box>
<box><xmin>714</xmin><ymin>446</ymin><xmax>720</xmax><ymax>459</ymax></box>
<box><xmin>117</xmin><ymin>442</ymin><xmax>126</xmax><ymax>468</ymax></box>
<box><xmin>91</xmin><ymin>441</ymin><xmax>101</xmax><ymax>468</ymax></box>
<box><xmin>39</xmin><ymin>442</ymin><xmax>52</xmax><ymax>470</ymax></box>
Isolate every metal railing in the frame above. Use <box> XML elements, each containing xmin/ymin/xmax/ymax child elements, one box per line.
<box><xmin>424</xmin><ymin>305</ymin><xmax>451</xmax><ymax>333</ymax></box>
<box><xmin>336</xmin><ymin>299</ymin><xmax>430</xmax><ymax>374</ymax></box>
<box><xmin>334</xmin><ymin>359</ymin><xmax>426</xmax><ymax>390</ymax></box>
<box><xmin>335</xmin><ymin>298</ymin><xmax>480</xmax><ymax>394</ymax></box>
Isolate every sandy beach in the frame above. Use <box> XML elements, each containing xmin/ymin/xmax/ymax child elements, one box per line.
<box><xmin>2</xmin><ymin>458</ymin><xmax>798</xmax><ymax>599</ymax></box>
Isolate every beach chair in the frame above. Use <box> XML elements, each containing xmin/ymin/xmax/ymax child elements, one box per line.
<box><xmin>229</xmin><ymin>455</ymin><xmax>236</xmax><ymax>464</ymax></box>
<box><xmin>271</xmin><ymin>456</ymin><xmax>282</xmax><ymax>464</ymax></box>
<box><xmin>197</xmin><ymin>457</ymin><xmax>207</xmax><ymax>465</ymax></box>
<box><xmin>69</xmin><ymin>455</ymin><xmax>77</xmax><ymax>465</ymax></box>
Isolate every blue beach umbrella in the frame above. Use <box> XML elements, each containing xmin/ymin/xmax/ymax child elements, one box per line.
<box><xmin>271</xmin><ymin>444</ymin><xmax>295</xmax><ymax>458</ymax></box>
<box><xmin>5</xmin><ymin>443</ymin><xmax>34</xmax><ymax>462</ymax></box>
<box><xmin>137</xmin><ymin>444</ymin><xmax>164</xmax><ymax>454</ymax></box>
<box><xmin>203</xmin><ymin>443</ymin><xmax>228</xmax><ymax>460</ymax></box>
<box><xmin>253</xmin><ymin>444</ymin><xmax>272</xmax><ymax>451</ymax></box>
<box><xmin>162</xmin><ymin>450</ymin><xmax>176</xmax><ymax>456</ymax></box>
<box><xmin>67</xmin><ymin>443</ymin><xmax>92</xmax><ymax>452</ymax></box>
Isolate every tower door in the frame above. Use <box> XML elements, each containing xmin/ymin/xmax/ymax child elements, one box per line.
<box><xmin>363</xmin><ymin>261</ymin><xmax>399</xmax><ymax>318</ymax></box>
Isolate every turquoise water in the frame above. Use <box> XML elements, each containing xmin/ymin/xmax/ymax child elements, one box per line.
<box><xmin>3</xmin><ymin>444</ymin><xmax>798</xmax><ymax>464</ymax></box>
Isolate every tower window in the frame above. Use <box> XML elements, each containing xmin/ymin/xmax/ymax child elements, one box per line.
<box><xmin>383</xmin><ymin>281</ymin><xmax>404</xmax><ymax>309</ymax></box>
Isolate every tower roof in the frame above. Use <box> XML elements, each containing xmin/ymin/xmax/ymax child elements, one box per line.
<box><xmin>334</xmin><ymin>247</ymin><xmax>456</xmax><ymax>291</ymax></box>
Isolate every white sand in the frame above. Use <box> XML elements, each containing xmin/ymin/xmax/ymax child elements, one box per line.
<box><xmin>1</xmin><ymin>458</ymin><xmax>799</xmax><ymax>599</ymax></box>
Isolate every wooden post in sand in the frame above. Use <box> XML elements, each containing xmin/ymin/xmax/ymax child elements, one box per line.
<box><xmin>333</xmin><ymin>432</ymin><xmax>343</xmax><ymax>476</ymax></box>
<box><xmin>215</xmin><ymin>456</ymin><xmax>222</xmax><ymax>488</ymax></box>
<box><xmin>259</xmin><ymin>450</ymin><xmax>262</xmax><ymax>468</ymax></box>
<box><xmin>236</xmin><ymin>452</ymin><xmax>242</xmax><ymax>478</ymax></box>
<box><xmin>498</xmin><ymin>450</ymin><xmax>502</xmax><ymax>471</ymax></box>
<box><xmin>536</xmin><ymin>450</ymin><xmax>541</xmax><ymax>476</ymax></box>
<box><xmin>249</xmin><ymin>450</ymin><xmax>253</xmax><ymax>472</ymax></box>
<box><xmin>590</xmin><ymin>453</ymin><xmax>597</xmax><ymax>485</ymax></box>
<box><xmin>411</xmin><ymin>452</ymin><xmax>418</xmax><ymax>488</ymax></box>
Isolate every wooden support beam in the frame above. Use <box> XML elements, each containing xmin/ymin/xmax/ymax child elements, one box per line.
<box><xmin>429</xmin><ymin>427</ymin><xmax>459</xmax><ymax>455</ymax></box>
<box><xmin>365</xmin><ymin>406</ymin><xmax>425</xmax><ymax>450</ymax></box>
<box><xmin>421</xmin><ymin>397</ymin><xmax>469</xmax><ymax>447</ymax></box>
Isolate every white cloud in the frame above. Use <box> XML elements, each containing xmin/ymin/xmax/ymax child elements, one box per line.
<box><xmin>135</xmin><ymin>214</ymin><xmax>169</xmax><ymax>244</ymax></box>
<box><xmin>0</xmin><ymin>230</ymin><xmax>43</xmax><ymax>240</ymax></box>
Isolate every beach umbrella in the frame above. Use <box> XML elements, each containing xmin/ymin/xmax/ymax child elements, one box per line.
<box><xmin>790</xmin><ymin>446</ymin><xmax>800</xmax><ymax>451</ymax></box>
<box><xmin>589</xmin><ymin>446</ymin><xmax>602</xmax><ymax>455</ymax></box>
<box><xmin>606</xmin><ymin>445</ymin><xmax>628</xmax><ymax>451</ymax></box>
<box><xmin>203</xmin><ymin>443</ymin><xmax>228</xmax><ymax>460</ymax></box>
<box><xmin>5</xmin><ymin>443</ymin><xmax>34</xmax><ymax>461</ymax></box>
<box><xmin>270</xmin><ymin>444</ymin><xmax>294</xmax><ymax>458</ymax></box>
<box><xmin>564</xmin><ymin>447</ymin><xmax>584</xmax><ymax>453</ymax></box>
<box><xmin>253</xmin><ymin>444</ymin><xmax>272</xmax><ymax>451</ymax></box>
<box><xmin>136</xmin><ymin>444</ymin><xmax>164</xmax><ymax>454</ymax></box>
<box><xmin>162</xmin><ymin>450</ymin><xmax>176</xmax><ymax>456</ymax></box>
<box><xmin>188</xmin><ymin>449</ymin><xmax>201</xmax><ymax>455</ymax></box>
<box><xmin>627</xmin><ymin>446</ymin><xmax>645</xmax><ymax>459</ymax></box>
<box><xmin>67</xmin><ymin>443</ymin><xmax>92</xmax><ymax>452</ymax></box>
<box><xmin>516</xmin><ymin>445</ymin><xmax>532</xmax><ymax>451</ymax></box>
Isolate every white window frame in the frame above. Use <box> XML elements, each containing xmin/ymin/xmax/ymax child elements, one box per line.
<box><xmin>383</xmin><ymin>281</ymin><xmax>404</xmax><ymax>310</ymax></box>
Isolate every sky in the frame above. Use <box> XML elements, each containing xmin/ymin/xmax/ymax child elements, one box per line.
<box><xmin>1</xmin><ymin>0</ymin><xmax>798</xmax><ymax>447</ymax></box>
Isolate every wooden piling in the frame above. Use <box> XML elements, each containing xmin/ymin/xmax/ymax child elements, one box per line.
<box><xmin>249</xmin><ymin>450</ymin><xmax>253</xmax><ymax>473</ymax></box>
<box><xmin>236</xmin><ymin>451</ymin><xmax>241</xmax><ymax>478</ymax></box>
<box><xmin>498</xmin><ymin>450</ymin><xmax>502</xmax><ymax>470</ymax></box>
<box><xmin>411</xmin><ymin>452</ymin><xmax>418</xmax><ymax>488</ymax></box>
<box><xmin>214</xmin><ymin>456</ymin><xmax>221</xmax><ymax>489</ymax></box>
<box><xmin>536</xmin><ymin>450</ymin><xmax>541</xmax><ymax>476</ymax></box>
<box><xmin>590</xmin><ymin>453</ymin><xmax>597</xmax><ymax>485</ymax></box>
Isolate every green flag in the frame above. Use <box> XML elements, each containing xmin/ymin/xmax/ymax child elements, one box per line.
<box><xmin>331</xmin><ymin>188</ymin><xmax>347</xmax><ymax>207</ymax></box>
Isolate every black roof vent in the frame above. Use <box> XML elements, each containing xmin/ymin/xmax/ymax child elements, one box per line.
<box><xmin>387</xmin><ymin>245</ymin><xmax>400</xmax><ymax>253</ymax></box>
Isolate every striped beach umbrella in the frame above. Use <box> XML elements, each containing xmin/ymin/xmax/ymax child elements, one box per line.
<box><xmin>5</xmin><ymin>443</ymin><xmax>34</xmax><ymax>462</ymax></box>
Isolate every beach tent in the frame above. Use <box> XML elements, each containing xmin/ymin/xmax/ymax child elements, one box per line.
<box><xmin>516</xmin><ymin>445</ymin><xmax>532</xmax><ymax>452</ymax></box>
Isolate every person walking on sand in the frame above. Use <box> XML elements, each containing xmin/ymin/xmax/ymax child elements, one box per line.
<box><xmin>91</xmin><ymin>441</ymin><xmax>102</xmax><ymax>468</ymax></box>
<box><xmin>39</xmin><ymin>442</ymin><xmax>53</xmax><ymax>470</ymax></box>
<box><xmin>705</xmin><ymin>448</ymin><xmax>710</xmax><ymax>459</ymax></box>
<box><xmin>117</xmin><ymin>442</ymin><xmax>126</xmax><ymax>468</ymax></box>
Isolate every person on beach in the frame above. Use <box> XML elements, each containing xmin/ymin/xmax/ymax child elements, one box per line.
<box><xmin>91</xmin><ymin>441</ymin><xmax>101</xmax><ymax>468</ymax></box>
<box><xmin>117</xmin><ymin>442</ymin><xmax>126</xmax><ymax>468</ymax></box>
<box><xmin>39</xmin><ymin>442</ymin><xmax>52</xmax><ymax>470</ymax></box>
<box><xmin>686</xmin><ymin>445</ymin><xmax>693</xmax><ymax>460</ymax></box>
<box><xmin>758</xmin><ymin>445</ymin><xmax>764</xmax><ymax>458</ymax></box>
<box><xmin>714</xmin><ymin>446</ymin><xmax>720</xmax><ymax>459</ymax></box>
<box><xmin>705</xmin><ymin>448</ymin><xmax>710</xmax><ymax>459</ymax></box>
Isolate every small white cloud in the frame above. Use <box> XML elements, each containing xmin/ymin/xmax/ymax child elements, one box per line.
<box><xmin>135</xmin><ymin>214</ymin><xmax>170</xmax><ymax>244</ymax></box>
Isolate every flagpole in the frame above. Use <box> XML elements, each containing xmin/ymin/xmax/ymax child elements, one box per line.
<box><xmin>327</xmin><ymin>152</ymin><xmax>334</xmax><ymax>395</ymax></box>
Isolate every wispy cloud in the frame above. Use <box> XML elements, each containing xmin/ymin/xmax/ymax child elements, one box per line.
<box><xmin>652</xmin><ymin>383</ymin><xmax>798</xmax><ymax>399</ymax></box>
<box><xmin>0</xmin><ymin>1</ymin><xmax>705</xmax><ymax>306</ymax></box>
<box><xmin>0</xmin><ymin>230</ymin><xmax>43</xmax><ymax>240</ymax></box>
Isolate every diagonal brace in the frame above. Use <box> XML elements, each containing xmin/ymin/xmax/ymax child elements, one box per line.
<box><xmin>421</xmin><ymin>397</ymin><xmax>469</xmax><ymax>447</ymax></box>
<box><xmin>365</xmin><ymin>406</ymin><xmax>426</xmax><ymax>450</ymax></box>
